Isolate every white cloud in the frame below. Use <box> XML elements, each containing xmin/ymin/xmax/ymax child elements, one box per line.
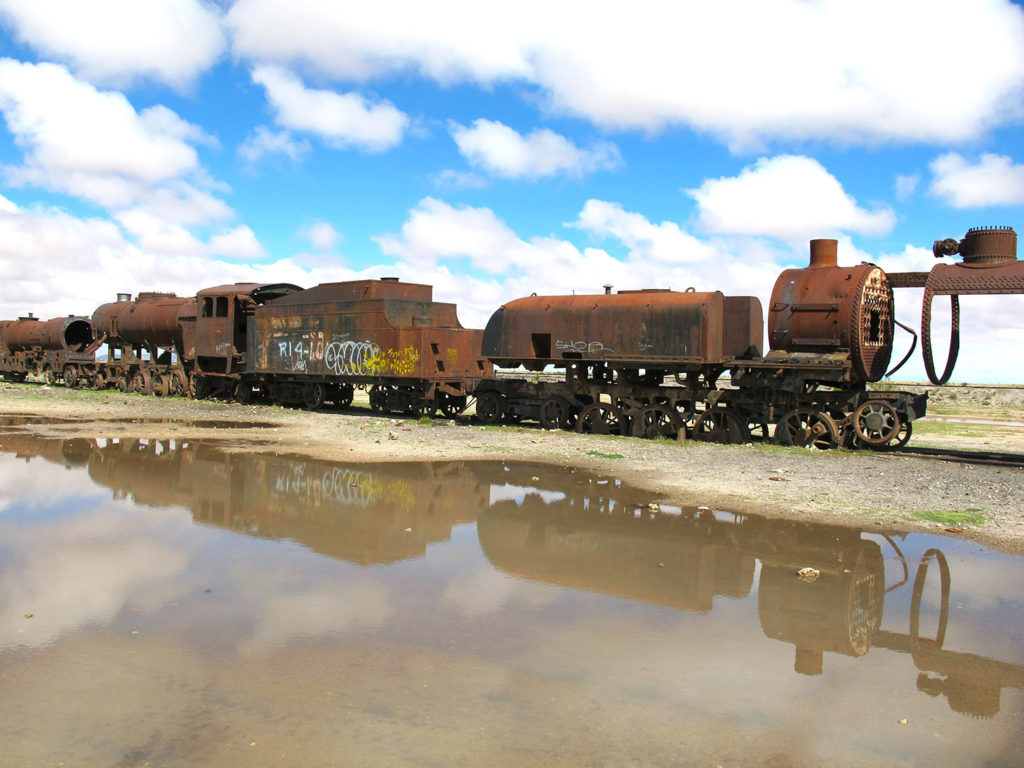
<box><xmin>300</xmin><ymin>220</ymin><xmax>341</xmax><ymax>252</ymax></box>
<box><xmin>433</xmin><ymin>168</ymin><xmax>489</xmax><ymax>190</ymax></box>
<box><xmin>226</xmin><ymin>0</ymin><xmax>1024</xmax><ymax>148</ymax></box>
<box><xmin>375</xmin><ymin>197</ymin><xmax>789</xmax><ymax>330</ymax></box>
<box><xmin>209</xmin><ymin>225</ymin><xmax>266</xmax><ymax>259</ymax></box>
<box><xmin>894</xmin><ymin>173</ymin><xmax>919</xmax><ymax>201</ymax></box>
<box><xmin>0</xmin><ymin>0</ymin><xmax>224</xmax><ymax>89</ymax></box>
<box><xmin>688</xmin><ymin>155</ymin><xmax>896</xmax><ymax>240</ymax></box>
<box><xmin>450</xmin><ymin>119</ymin><xmax>620</xmax><ymax>179</ymax></box>
<box><xmin>0</xmin><ymin>59</ymin><xmax>230</xmax><ymax>226</ymax></box>
<box><xmin>928</xmin><ymin>153</ymin><xmax>1024</xmax><ymax>208</ymax></box>
<box><xmin>238</xmin><ymin>126</ymin><xmax>311</xmax><ymax>165</ymax></box>
<box><xmin>251</xmin><ymin>65</ymin><xmax>409</xmax><ymax>152</ymax></box>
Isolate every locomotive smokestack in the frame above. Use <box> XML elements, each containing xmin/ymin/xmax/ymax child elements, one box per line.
<box><xmin>808</xmin><ymin>239</ymin><xmax>838</xmax><ymax>268</ymax></box>
<box><xmin>116</xmin><ymin>293</ymin><xmax>131</xmax><ymax>302</ymax></box>
<box><xmin>604</xmin><ymin>284</ymin><xmax>612</xmax><ymax>295</ymax></box>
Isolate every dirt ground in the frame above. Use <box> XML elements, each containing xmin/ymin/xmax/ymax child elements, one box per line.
<box><xmin>2</xmin><ymin>380</ymin><xmax>1023</xmax><ymax>554</ymax></box>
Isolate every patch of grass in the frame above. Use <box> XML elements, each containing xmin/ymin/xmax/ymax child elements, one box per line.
<box><xmin>585</xmin><ymin>450</ymin><xmax>625</xmax><ymax>459</ymax></box>
<box><xmin>905</xmin><ymin>509</ymin><xmax>986</xmax><ymax>526</ymax></box>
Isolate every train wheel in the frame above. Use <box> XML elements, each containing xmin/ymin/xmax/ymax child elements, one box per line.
<box><xmin>876</xmin><ymin>420</ymin><xmax>913</xmax><ymax>451</ymax></box>
<box><xmin>115</xmin><ymin>372</ymin><xmax>129</xmax><ymax>392</ymax></box>
<box><xmin>62</xmin><ymin>365</ymin><xmax>78</xmax><ymax>388</ymax></box>
<box><xmin>575</xmin><ymin>403</ymin><xmax>626</xmax><ymax>435</ymax></box>
<box><xmin>539</xmin><ymin>397</ymin><xmax>573</xmax><ymax>430</ymax></box>
<box><xmin>192</xmin><ymin>375</ymin><xmax>211</xmax><ymax>400</ymax></box>
<box><xmin>693</xmin><ymin>407</ymin><xmax>750</xmax><ymax>444</ymax></box>
<box><xmin>775</xmin><ymin>409</ymin><xmax>839</xmax><ymax>449</ymax></box>
<box><xmin>475</xmin><ymin>391</ymin><xmax>504</xmax><ymax>425</ymax></box>
<box><xmin>638</xmin><ymin>404</ymin><xmax>684</xmax><ymax>439</ymax></box>
<box><xmin>412</xmin><ymin>397</ymin><xmax>437</xmax><ymax>419</ymax></box>
<box><xmin>302</xmin><ymin>383</ymin><xmax>325</xmax><ymax>411</ymax></box>
<box><xmin>369</xmin><ymin>385</ymin><xmax>387</xmax><ymax>413</ymax></box>
<box><xmin>167</xmin><ymin>369</ymin><xmax>187</xmax><ymax>397</ymax></box>
<box><xmin>853</xmin><ymin>400</ymin><xmax>900</xmax><ymax>446</ymax></box>
<box><xmin>235</xmin><ymin>380</ymin><xmax>254</xmax><ymax>405</ymax></box>
<box><xmin>333</xmin><ymin>383</ymin><xmax>354</xmax><ymax>408</ymax></box>
<box><xmin>44</xmin><ymin>367</ymin><xmax>57</xmax><ymax>386</ymax></box>
<box><xmin>152</xmin><ymin>374</ymin><xmax>170</xmax><ymax>397</ymax></box>
<box><xmin>131</xmin><ymin>371</ymin><xmax>153</xmax><ymax>396</ymax></box>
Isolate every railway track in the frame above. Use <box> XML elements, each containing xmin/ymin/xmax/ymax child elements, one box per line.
<box><xmin>895</xmin><ymin>445</ymin><xmax>1024</xmax><ymax>469</ymax></box>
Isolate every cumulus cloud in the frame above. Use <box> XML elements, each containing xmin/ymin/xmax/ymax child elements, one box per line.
<box><xmin>928</xmin><ymin>153</ymin><xmax>1024</xmax><ymax>208</ymax></box>
<box><xmin>238</xmin><ymin>126</ymin><xmax>311</xmax><ymax>165</ymax></box>
<box><xmin>226</xmin><ymin>0</ymin><xmax>1024</xmax><ymax>148</ymax></box>
<box><xmin>0</xmin><ymin>0</ymin><xmax>224</xmax><ymax>89</ymax></box>
<box><xmin>0</xmin><ymin>197</ymin><xmax>326</xmax><ymax>320</ymax></box>
<box><xmin>450</xmin><ymin>119</ymin><xmax>620</xmax><ymax>179</ymax></box>
<box><xmin>300</xmin><ymin>220</ymin><xmax>342</xmax><ymax>252</ymax></box>
<box><xmin>251</xmin><ymin>65</ymin><xmax>409</xmax><ymax>152</ymax></box>
<box><xmin>374</xmin><ymin>197</ymin><xmax>788</xmax><ymax>329</ymax></box>
<box><xmin>0</xmin><ymin>59</ymin><xmax>230</xmax><ymax>226</ymax></box>
<box><xmin>688</xmin><ymin>155</ymin><xmax>896</xmax><ymax>240</ymax></box>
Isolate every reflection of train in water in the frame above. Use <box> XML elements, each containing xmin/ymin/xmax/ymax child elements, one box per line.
<box><xmin>22</xmin><ymin>231</ymin><xmax>1016</xmax><ymax>449</ymax></box>
<box><xmin>2</xmin><ymin>429</ymin><xmax>1022</xmax><ymax>717</ymax></box>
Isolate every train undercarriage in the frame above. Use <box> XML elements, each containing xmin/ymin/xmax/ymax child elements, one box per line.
<box><xmin>474</xmin><ymin>360</ymin><xmax>927</xmax><ymax>450</ymax></box>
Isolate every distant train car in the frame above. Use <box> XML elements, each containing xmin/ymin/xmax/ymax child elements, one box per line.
<box><xmin>92</xmin><ymin>292</ymin><xmax>196</xmax><ymax>394</ymax></box>
<box><xmin>0</xmin><ymin>314</ymin><xmax>94</xmax><ymax>385</ymax></box>
<box><xmin>241</xmin><ymin>277</ymin><xmax>493</xmax><ymax>415</ymax></box>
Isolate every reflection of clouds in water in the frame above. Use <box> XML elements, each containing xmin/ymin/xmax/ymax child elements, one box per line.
<box><xmin>231</xmin><ymin>565</ymin><xmax>391</xmax><ymax>655</ymax></box>
<box><xmin>0</xmin><ymin>455</ymin><xmax>106</xmax><ymax>513</ymax></box>
<box><xmin>0</xmin><ymin>504</ymin><xmax>196</xmax><ymax>649</ymax></box>
<box><xmin>488</xmin><ymin>484</ymin><xmax>566</xmax><ymax>507</ymax></box>
<box><xmin>917</xmin><ymin>552</ymin><xmax>1024</xmax><ymax>662</ymax></box>
<box><xmin>442</xmin><ymin>566</ymin><xmax>560</xmax><ymax>616</ymax></box>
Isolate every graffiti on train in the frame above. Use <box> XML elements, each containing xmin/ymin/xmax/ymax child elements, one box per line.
<box><xmin>265</xmin><ymin>331</ymin><xmax>421</xmax><ymax>376</ymax></box>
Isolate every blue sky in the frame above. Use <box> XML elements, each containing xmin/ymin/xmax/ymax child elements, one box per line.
<box><xmin>0</xmin><ymin>0</ymin><xmax>1022</xmax><ymax>383</ymax></box>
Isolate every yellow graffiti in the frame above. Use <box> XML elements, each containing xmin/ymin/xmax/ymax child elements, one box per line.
<box><xmin>364</xmin><ymin>346</ymin><xmax>421</xmax><ymax>376</ymax></box>
<box><xmin>446</xmin><ymin>348</ymin><xmax>459</xmax><ymax>367</ymax></box>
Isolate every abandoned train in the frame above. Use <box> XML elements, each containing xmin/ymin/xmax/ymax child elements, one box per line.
<box><xmin>0</xmin><ymin>236</ymin><xmax>929</xmax><ymax>450</ymax></box>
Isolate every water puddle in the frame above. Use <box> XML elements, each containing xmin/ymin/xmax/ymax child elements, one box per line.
<box><xmin>0</xmin><ymin>413</ymin><xmax>278</xmax><ymax>431</ymax></box>
<box><xmin>0</xmin><ymin>432</ymin><xmax>1021</xmax><ymax>766</ymax></box>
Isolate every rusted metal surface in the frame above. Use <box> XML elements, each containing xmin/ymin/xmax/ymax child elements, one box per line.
<box><xmin>768</xmin><ymin>239</ymin><xmax>894</xmax><ymax>382</ymax></box>
<box><xmin>482</xmin><ymin>289</ymin><xmax>763</xmax><ymax>368</ymax></box>
<box><xmin>92</xmin><ymin>292</ymin><xmax>195</xmax><ymax>349</ymax></box>
<box><xmin>193</xmin><ymin>283</ymin><xmax>302</xmax><ymax>378</ymax></box>
<box><xmin>249</xmin><ymin>279</ymin><xmax>491</xmax><ymax>383</ymax></box>
<box><xmin>889</xmin><ymin>226</ymin><xmax>1024</xmax><ymax>384</ymax></box>
<box><xmin>2</xmin><ymin>315</ymin><xmax>93</xmax><ymax>352</ymax></box>
<box><xmin>0</xmin><ymin>314</ymin><xmax>95</xmax><ymax>384</ymax></box>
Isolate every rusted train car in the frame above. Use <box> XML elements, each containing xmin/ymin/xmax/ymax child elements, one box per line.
<box><xmin>0</xmin><ymin>313</ymin><xmax>94</xmax><ymax>385</ymax></box>
<box><xmin>479</xmin><ymin>238</ymin><xmax>926</xmax><ymax>449</ymax></box>
<box><xmin>234</xmin><ymin>278</ymin><xmax>493</xmax><ymax>415</ymax></box>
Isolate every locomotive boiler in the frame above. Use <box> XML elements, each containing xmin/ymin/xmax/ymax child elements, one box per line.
<box><xmin>91</xmin><ymin>291</ymin><xmax>197</xmax><ymax>394</ymax></box>
<box><xmin>0</xmin><ymin>314</ymin><xmax>94</xmax><ymax>384</ymax></box>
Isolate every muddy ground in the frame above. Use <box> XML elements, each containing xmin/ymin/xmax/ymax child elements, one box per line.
<box><xmin>2</xmin><ymin>380</ymin><xmax>1023</xmax><ymax>554</ymax></box>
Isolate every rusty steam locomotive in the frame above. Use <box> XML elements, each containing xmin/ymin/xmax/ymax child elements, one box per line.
<box><xmin>8</xmin><ymin>229</ymin><xmax>1015</xmax><ymax>451</ymax></box>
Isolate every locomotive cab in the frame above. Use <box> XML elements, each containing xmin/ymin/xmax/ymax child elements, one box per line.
<box><xmin>192</xmin><ymin>283</ymin><xmax>302</xmax><ymax>378</ymax></box>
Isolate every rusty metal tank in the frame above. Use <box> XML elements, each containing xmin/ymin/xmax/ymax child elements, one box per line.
<box><xmin>482</xmin><ymin>289</ymin><xmax>763</xmax><ymax>367</ymax></box>
<box><xmin>768</xmin><ymin>239</ymin><xmax>893</xmax><ymax>382</ymax></box>
<box><xmin>91</xmin><ymin>292</ymin><xmax>196</xmax><ymax>348</ymax></box>
<box><xmin>1</xmin><ymin>315</ymin><xmax>93</xmax><ymax>352</ymax></box>
<box><xmin>248</xmin><ymin>278</ymin><xmax>491</xmax><ymax>380</ymax></box>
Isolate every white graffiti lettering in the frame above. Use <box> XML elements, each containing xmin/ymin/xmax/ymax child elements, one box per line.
<box><xmin>555</xmin><ymin>340</ymin><xmax>614</xmax><ymax>354</ymax></box>
<box><xmin>325</xmin><ymin>340</ymin><xmax>382</xmax><ymax>376</ymax></box>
